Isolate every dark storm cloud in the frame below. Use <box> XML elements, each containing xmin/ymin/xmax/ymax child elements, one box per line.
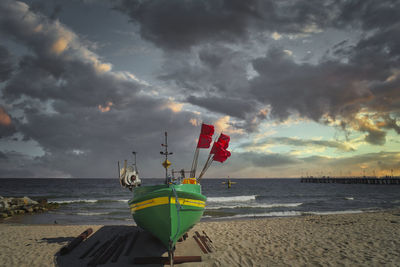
<box><xmin>1</xmin><ymin>0</ymin><xmax>399</xmax><ymax>178</ymax></box>
<box><xmin>237</xmin><ymin>151</ymin><xmax>300</xmax><ymax>168</ymax></box>
<box><xmin>187</xmin><ymin>95</ymin><xmax>256</xmax><ymax>120</ymax></box>
<box><xmin>247</xmin><ymin>46</ymin><xmax>399</xmax><ymax>145</ymax></box>
<box><xmin>114</xmin><ymin>0</ymin><xmax>400</xmax><ymax>146</ymax></box>
<box><xmin>114</xmin><ymin>0</ymin><xmax>400</xmax><ymax>51</ymax></box>
<box><xmin>0</xmin><ymin>151</ymin><xmax>7</xmax><ymax>159</ymax></box>
<box><xmin>0</xmin><ymin>0</ymin><xmax>212</xmax><ymax>178</ymax></box>
<box><xmin>380</xmin><ymin>114</ymin><xmax>400</xmax><ymax>134</ymax></box>
<box><xmin>240</xmin><ymin>137</ymin><xmax>355</xmax><ymax>152</ymax></box>
<box><xmin>158</xmin><ymin>44</ymin><xmax>259</xmax><ymax>121</ymax></box>
<box><xmin>27</xmin><ymin>1</ymin><xmax>63</xmax><ymax>21</ymax></box>
<box><xmin>0</xmin><ymin>151</ymin><xmax>66</xmax><ymax>178</ymax></box>
<box><xmin>49</xmin><ymin>4</ymin><xmax>63</xmax><ymax>20</ymax></box>
<box><xmin>113</xmin><ymin>0</ymin><xmax>343</xmax><ymax>50</ymax></box>
<box><xmin>4</xmin><ymin>55</ymin><xmax>137</xmax><ymax>108</ymax></box>
<box><xmin>113</xmin><ymin>0</ymin><xmax>260</xmax><ymax>50</ymax></box>
<box><xmin>0</xmin><ymin>168</ymin><xmax>34</xmax><ymax>178</ymax></box>
<box><xmin>0</xmin><ymin>1</ymin><xmax>140</xmax><ymax>109</ymax></box>
<box><xmin>336</xmin><ymin>0</ymin><xmax>400</xmax><ymax>31</ymax></box>
<box><xmin>250</xmin><ymin>48</ymin><xmax>382</xmax><ymax>121</ymax></box>
<box><xmin>14</xmin><ymin>101</ymin><xmax>202</xmax><ymax>178</ymax></box>
<box><xmin>0</xmin><ymin>45</ymin><xmax>13</xmax><ymax>82</ymax></box>
<box><xmin>159</xmin><ymin>45</ymin><xmax>249</xmax><ymax>94</ymax></box>
<box><xmin>0</xmin><ymin>122</ymin><xmax>16</xmax><ymax>138</ymax></box>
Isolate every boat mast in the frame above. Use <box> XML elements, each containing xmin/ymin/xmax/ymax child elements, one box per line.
<box><xmin>161</xmin><ymin>132</ymin><xmax>173</xmax><ymax>184</ymax></box>
<box><xmin>132</xmin><ymin>151</ymin><xmax>137</xmax><ymax>172</ymax></box>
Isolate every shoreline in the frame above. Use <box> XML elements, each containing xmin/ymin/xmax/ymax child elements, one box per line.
<box><xmin>1</xmin><ymin>209</ymin><xmax>400</xmax><ymax>266</ymax></box>
<box><xmin>0</xmin><ymin>207</ymin><xmax>397</xmax><ymax>226</ymax></box>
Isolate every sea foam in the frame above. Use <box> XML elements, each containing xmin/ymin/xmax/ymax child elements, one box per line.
<box><xmin>53</xmin><ymin>199</ymin><xmax>98</xmax><ymax>204</ymax></box>
<box><xmin>206</xmin><ymin>202</ymin><xmax>303</xmax><ymax>210</ymax></box>
<box><xmin>207</xmin><ymin>195</ymin><xmax>257</xmax><ymax>203</ymax></box>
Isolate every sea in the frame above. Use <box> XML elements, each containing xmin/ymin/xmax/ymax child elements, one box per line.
<box><xmin>1</xmin><ymin>178</ymin><xmax>400</xmax><ymax>225</ymax></box>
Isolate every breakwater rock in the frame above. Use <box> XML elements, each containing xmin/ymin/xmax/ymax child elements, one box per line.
<box><xmin>0</xmin><ymin>196</ymin><xmax>60</xmax><ymax>219</ymax></box>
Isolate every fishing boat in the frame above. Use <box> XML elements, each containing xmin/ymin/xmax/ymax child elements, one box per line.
<box><xmin>119</xmin><ymin>124</ymin><xmax>231</xmax><ymax>264</ymax></box>
<box><xmin>222</xmin><ymin>177</ymin><xmax>236</xmax><ymax>188</ymax></box>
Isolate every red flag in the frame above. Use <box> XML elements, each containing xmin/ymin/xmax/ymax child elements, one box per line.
<box><xmin>217</xmin><ymin>133</ymin><xmax>230</xmax><ymax>149</ymax></box>
<box><xmin>210</xmin><ymin>139</ymin><xmax>231</xmax><ymax>162</ymax></box>
<box><xmin>210</xmin><ymin>141</ymin><xmax>222</xmax><ymax>154</ymax></box>
<box><xmin>210</xmin><ymin>133</ymin><xmax>230</xmax><ymax>153</ymax></box>
<box><xmin>197</xmin><ymin>123</ymin><xmax>214</xmax><ymax>148</ymax></box>
<box><xmin>213</xmin><ymin>149</ymin><xmax>231</xmax><ymax>163</ymax></box>
<box><xmin>197</xmin><ymin>134</ymin><xmax>213</xmax><ymax>148</ymax></box>
<box><xmin>200</xmin><ymin>123</ymin><xmax>214</xmax><ymax>136</ymax></box>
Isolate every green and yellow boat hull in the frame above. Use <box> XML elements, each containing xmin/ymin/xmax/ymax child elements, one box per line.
<box><xmin>129</xmin><ymin>183</ymin><xmax>206</xmax><ymax>250</ymax></box>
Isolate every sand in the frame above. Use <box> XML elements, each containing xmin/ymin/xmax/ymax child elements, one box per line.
<box><xmin>1</xmin><ymin>210</ymin><xmax>400</xmax><ymax>267</ymax></box>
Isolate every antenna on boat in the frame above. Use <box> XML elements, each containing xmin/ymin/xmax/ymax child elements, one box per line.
<box><xmin>161</xmin><ymin>131</ymin><xmax>173</xmax><ymax>184</ymax></box>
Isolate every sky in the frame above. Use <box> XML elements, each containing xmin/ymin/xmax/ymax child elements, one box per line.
<box><xmin>0</xmin><ymin>0</ymin><xmax>399</xmax><ymax>178</ymax></box>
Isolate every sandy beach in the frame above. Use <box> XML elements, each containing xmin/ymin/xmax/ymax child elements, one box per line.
<box><xmin>1</xmin><ymin>210</ymin><xmax>400</xmax><ymax>267</ymax></box>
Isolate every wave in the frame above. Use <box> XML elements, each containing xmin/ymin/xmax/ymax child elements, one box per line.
<box><xmin>206</xmin><ymin>202</ymin><xmax>303</xmax><ymax>210</ymax></box>
<box><xmin>207</xmin><ymin>195</ymin><xmax>257</xmax><ymax>203</ymax></box>
<box><xmin>53</xmin><ymin>199</ymin><xmax>98</xmax><ymax>204</ymax></box>
<box><xmin>76</xmin><ymin>212</ymin><xmax>110</xmax><ymax>216</ymax></box>
<box><xmin>345</xmin><ymin>197</ymin><xmax>354</xmax><ymax>200</ymax></box>
<box><xmin>209</xmin><ymin>209</ymin><xmax>366</xmax><ymax>220</ymax></box>
<box><xmin>51</xmin><ymin>199</ymin><xmax>129</xmax><ymax>204</ymax></box>
<box><xmin>305</xmin><ymin>210</ymin><xmax>364</xmax><ymax>215</ymax></box>
<box><xmin>216</xmin><ymin>211</ymin><xmax>302</xmax><ymax>219</ymax></box>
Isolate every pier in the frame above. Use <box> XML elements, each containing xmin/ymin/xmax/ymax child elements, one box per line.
<box><xmin>300</xmin><ymin>177</ymin><xmax>400</xmax><ymax>184</ymax></box>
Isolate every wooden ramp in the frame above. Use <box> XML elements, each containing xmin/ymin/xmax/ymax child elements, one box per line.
<box><xmin>55</xmin><ymin>225</ymin><xmax>213</xmax><ymax>267</ymax></box>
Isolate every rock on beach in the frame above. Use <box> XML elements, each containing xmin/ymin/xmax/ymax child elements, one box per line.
<box><xmin>0</xmin><ymin>196</ymin><xmax>59</xmax><ymax>219</ymax></box>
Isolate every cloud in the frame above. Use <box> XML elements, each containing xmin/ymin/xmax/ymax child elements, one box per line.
<box><xmin>189</xmin><ymin>118</ymin><xmax>200</xmax><ymax>126</ymax></box>
<box><xmin>0</xmin><ymin>45</ymin><xmax>13</xmax><ymax>82</ymax></box>
<box><xmin>113</xmin><ymin>0</ymin><xmax>260</xmax><ymax>50</ymax></box>
<box><xmin>302</xmin><ymin>151</ymin><xmax>400</xmax><ymax>176</ymax></box>
<box><xmin>380</xmin><ymin>114</ymin><xmax>400</xmax><ymax>134</ymax></box>
<box><xmin>237</xmin><ymin>151</ymin><xmax>300</xmax><ymax>168</ymax></box>
<box><xmin>0</xmin><ymin>106</ymin><xmax>16</xmax><ymax>138</ymax></box>
<box><xmin>248</xmin><ymin>34</ymin><xmax>400</xmax><ymax>144</ymax></box>
<box><xmin>187</xmin><ymin>95</ymin><xmax>256</xmax><ymax>120</ymax></box>
<box><xmin>241</xmin><ymin>137</ymin><xmax>355</xmax><ymax>152</ymax></box>
<box><xmin>271</xmin><ymin>32</ymin><xmax>282</xmax><ymax>40</ymax></box>
<box><xmin>118</xmin><ymin>0</ymin><xmax>400</xmax><ymax>146</ymax></box>
<box><xmin>214</xmin><ymin>116</ymin><xmax>245</xmax><ymax>135</ymax></box>
<box><xmin>0</xmin><ymin>151</ymin><xmax>69</xmax><ymax>178</ymax></box>
<box><xmin>350</xmin><ymin>115</ymin><xmax>387</xmax><ymax>145</ymax></box>
<box><xmin>113</xmin><ymin>0</ymin><xmax>347</xmax><ymax>51</ymax></box>
<box><xmin>144</xmin><ymin>2</ymin><xmax>399</xmax><ymax>145</ymax></box>
<box><xmin>162</xmin><ymin>99</ymin><xmax>184</xmax><ymax>113</ymax></box>
<box><xmin>0</xmin><ymin>0</ymin><xmax>215</xmax><ymax>178</ymax></box>
<box><xmin>0</xmin><ymin>151</ymin><xmax>7</xmax><ymax>159</ymax></box>
<box><xmin>51</xmin><ymin>36</ymin><xmax>70</xmax><ymax>55</ymax></box>
<box><xmin>98</xmin><ymin>101</ymin><xmax>113</xmax><ymax>113</ymax></box>
<box><xmin>208</xmin><ymin>150</ymin><xmax>400</xmax><ymax>178</ymax></box>
<box><xmin>0</xmin><ymin>107</ymin><xmax>12</xmax><ymax>126</ymax></box>
<box><xmin>335</xmin><ymin>0</ymin><xmax>400</xmax><ymax>31</ymax></box>
<box><xmin>1</xmin><ymin>0</ymin><xmax>400</xmax><ymax>178</ymax></box>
